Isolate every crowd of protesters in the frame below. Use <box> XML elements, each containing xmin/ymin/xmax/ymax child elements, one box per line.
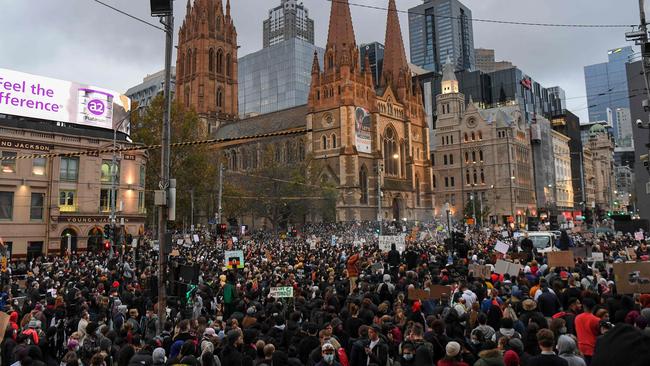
<box><xmin>1</xmin><ymin>221</ymin><xmax>650</xmax><ymax>366</ymax></box>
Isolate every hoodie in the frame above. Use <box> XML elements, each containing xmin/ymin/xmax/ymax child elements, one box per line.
<box><xmin>557</xmin><ymin>335</ymin><xmax>586</xmax><ymax>366</ymax></box>
<box><xmin>474</xmin><ymin>349</ymin><xmax>505</xmax><ymax>366</ymax></box>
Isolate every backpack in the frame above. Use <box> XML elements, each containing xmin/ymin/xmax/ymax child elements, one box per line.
<box><xmin>379</xmin><ymin>283</ymin><xmax>392</xmax><ymax>303</ymax></box>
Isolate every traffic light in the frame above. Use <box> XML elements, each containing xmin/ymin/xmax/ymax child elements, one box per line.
<box><xmin>103</xmin><ymin>224</ymin><xmax>111</xmax><ymax>239</ymax></box>
<box><xmin>104</xmin><ymin>240</ymin><xmax>111</xmax><ymax>250</ymax></box>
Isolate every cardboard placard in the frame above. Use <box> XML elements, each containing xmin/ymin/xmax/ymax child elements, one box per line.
<box><xmin>269</xmin><ymin>286</ymin><xmax>294</xmax><ymax>298</ymax></box>
<box><xmin>501</xmin><ymin>231</ymin><xmax>509</xmax><ymax>238</ymax></box>
<box><xmin>570</xmin><ymin>246</ymin><xmax>592</xmax><ymax>259</ymax></box>
<box><xmin>468</xmin><ymin>264</ymin><xmax>491</xmax><ymax>279</ymax></box>
<box><xmin>626</xmin><ymin>247</ymin><xmax>638</xmax><ymax>261</ymax></box>
<box><xmin>224</xmin><ymin>250</ymin><xmax>245</xmax><ymax>269</ymax></box>
<box><xmin>495</xmin><ymin>240</ymin><xmax>510</xmax><ymax>254</ymax></box>
<box><xmin>509</xmin><ymin>252</ymin><xmax>529</xmax><ymax>263</ymax></box>
<box><xmin>407</xmin><ymin>285</ymin><xmax>453</xmax><ymax>301</ymax></box>
<box><xmin>0</xmin><ymin>312</ymin><xmax>9</xmax><ymax>343</ymax></box>
<box><xmin>635</xmin><ymin>232</ymin><xmax>645</xmax><ymax>241</ymax></box>
<box><xmin>170</xmin><ymin>249</ymin><xmax>180</xmax><ymax>257</ymax></box>
<box><xmin>192</xmin><ymin>234</ymin><xmax>200</xmax><ymax>243</ymax></box>
<box><xmin>378</xmin><ymin>235</ymin><xmax>406</xmax><ymax>252</ymax></box>
<box><xmin>613</xmin><ymin>261</ymin><xmax>650</xmax><ymax>294</ymax></box>
<box><xmin>495</xmin><ymin>259</ymin><xmax>521</xmax><ymax>277</ymax></box>
<box><xmin>587</xmin><ymin>252</ymin><xmax>604</xmax><ymax>262</ymax></box>
<box><xmin>547</xmin><ymin>251</ymin><xmax>575</xmax><ymax>268</ymax></box>
<box><xmin>408</xmin><ymin>288</ymin><xmax>430</xmax><ymax>301</ymax></box>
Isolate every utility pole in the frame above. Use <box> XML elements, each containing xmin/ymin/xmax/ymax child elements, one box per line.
<box><xmin>151</xmin><ymin>1</ymin><xmax>174</xmax><ymax>336</ymax></box>
<box><xmin>377</xmin><ymin>162</ymin><xmax>383</xmax><ymax>235</ymax></box>
<box><xmin>217</xmin><ymin>162</ymin><xmax>224</xmax><ymax>225</ymax></box>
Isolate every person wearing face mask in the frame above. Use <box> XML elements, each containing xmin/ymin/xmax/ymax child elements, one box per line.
<box><xmin>400</xmin><ymin>342</ymin><xmax>416</xmax><ymax>366</ymax></box>
<box><xmin>317</xmin><ymin>343</ymin><xmax>341</xmax><ymax>366</ymax></box>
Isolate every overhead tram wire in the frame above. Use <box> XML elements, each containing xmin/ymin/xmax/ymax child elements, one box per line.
<box><xmin>1</xmin><ymin>128</ymin><xmax>310</xmax><ymax>161</ymax></box>
<box><xmin>329</xmin><ymin>0</ymin><xmax>635</xmax><ymax>29</ymax></box>
<box><xmin>91</xmin><ymin>0</ymin><xmax>167</xmax><ymax>32</ymax></box>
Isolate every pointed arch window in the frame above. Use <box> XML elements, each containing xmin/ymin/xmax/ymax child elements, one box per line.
<box><xmin>179</xmin><ymin>52</ymin><xmax>185</xmax><ymax>78</ymax></box>
<box><xmin>216</xmin><ymin>88</ymin><xmax>224</xmax><ymax>109</ymax></box>
<box><xmin>383</xmin><ymin>127</ymin><xmax>399</xmax><ymax>176</ymax></box>
<box><xmin>216</xmin><ymin>16</ymin><xmax>221</xmax><ymax>31</ymax></box>
<box><xmin>185</xmin><ymin>50</ymin><xmax>192</xmax><ymax>76</ymax></box>
<box><xmin>331</xmin><ymin>134</ymin><xmax>337</xmax><ymax>149</ymax></box>
<box><xmin>226</xmin><ymin>53</ymin><xmax>232</xmax><ymax>77</ymax></box>
<box><xmin>400</xmin><ymin>141</ymin><xmax>407</xmax><ymax>177</ymax></box>
<box><xmin>192</xmin><ymin>48</ymin><xmax>197</xmax><ymax>74</ymax></box>
<box><xmin>415</xmin><ymin>175</ymin><xmax>421</xmax><ymax>207</ymax></box>
<box><xmin>216</xmin><ymin>49</ymin><xmax>224</xmax><ymax>74</ymax></box>
<box><xmin>479</xmin><ymin>150</ymin><xmax>484</xmax><ymax>162</ymax></box>
<box><xmin>466</xmin><ymin>170</ymin><xmax>470</xmax><ymax>185</ymax></box>
<box><xmin>208</xmin><ymin>49</ymin><xmax>215</xmax><ymax>72</ymax></box>
<box><xmin>322</xmin><ymin>135</ymin><xmax>328</xmax><ymax>150</ymax></box>
<box><xmin>360</xmin><ymin>166</ymin><xmax>369</xmax><ymax>204</ymax></box>
<box><xmin>298</xmin><ymin>140</ymin><xmax>305</xmax><ymax>161</ymax></box>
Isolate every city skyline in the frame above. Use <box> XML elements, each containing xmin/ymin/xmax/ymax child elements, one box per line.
<box><xmin>0</xmin><ymin>0</ymin><xmax>639</xmax><ymax>124</ymax></box>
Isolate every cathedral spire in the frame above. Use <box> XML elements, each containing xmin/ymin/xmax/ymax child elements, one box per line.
<box><xmin>226</xmin><ymin>0</ymin><xmax>231</xmax><ymax>18</ymax></box>
<box><xmin>326</xmin><ymin>0</ymin><xmax>356</xmax><ymax>52</ymax></box>
<box><xmin>381</xmin><ymin>0</ymin><xmax>408</xmax><ymax>88</ymax></box>
<box><xmin>311</xmin><ymin>51</ymin><xmax>320</xmax><ymax>75</ymax></box>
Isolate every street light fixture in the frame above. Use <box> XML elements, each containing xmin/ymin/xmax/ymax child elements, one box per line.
<box><xmin>445</xmin><ymin>202</ymin><xmax>451</xmax><ymax>239</ymax></box>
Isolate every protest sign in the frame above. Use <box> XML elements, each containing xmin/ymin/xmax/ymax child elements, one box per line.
<box><xmin>587</xmin><ymin>252</ymin><xmax>604</xmax><ymax>262</ymax></box>
<box><xmin>501</xmin><ymin>231</ymin><xmax>509</xmax><ymax>238</ymax></box>
<box><xmin>192</xmin><ymin>234</ymin><xmax>200</xmax><ymax>243</ymax></box>
<box><xmin>170</xmin><ymin>249</ymin><xmax>180</xmax><ymax>257</ymax></box>
<box><xmin>547</xmin><ymin>251</ymin><xmax>575</xmax><ymax>268</ymax></box>
<box><xmin>495</xmin><ymin>240</ymin><xmax>510</xmax><ymax>254</ymax></box>
<box><xmin>613</xmin><ymin>261</ymin><xmax>650</xmax><ymax>294</ymax></box>
<box><xmin>494</xmin><ymin>259</ymin><xmax>521</xmax><ymax>277</ymax></box>
<box><xmin>378</xmin><ymin>235</ymin><xmax>406</xmax><ymax>252</ymax></box>
<box><xmin>429</xmin><ymin>285</ymin><xmax>453</xmax><ymax>300</ymax></box>
<box><xmin>570</xmin><ymin>246</ymin><xmax>592</xmax><ymax>259</ymax></box>
<box><xmin>331</xmin><ymin>236</ymin><xmax>337</xmax><ymax>246</ymax></box>
<box><xmin>176</xmin><ymin>239</ymin><xmax>184</xmax><ymax>245</ymax></box>
<box><xmin>224</xmin><ymin>250</ymin><xmax>245</xmax><ymax>269</ymax></box>
<box><xmin>626</xmin><ymin>247</ymin><xmax>638</xmax><ymax>261</ymax></box>
<box><xmin>468</xmin><ymin>264</ymin><xmax>491</xmax><ymax>279</ymax></box>
<box><xmin>269</xmin><ymin>286</ymin><xmax>294</xmax><ymax>298</ymax></box>
<box><xmin>408</xmin><ymin>288</ymin><xmax>430</xmax><ymax>301</ymax></box>
<box><xmin>635</xmin><ymin>232</ymin><xmax>645</xmax><ymax>241</ymax></box>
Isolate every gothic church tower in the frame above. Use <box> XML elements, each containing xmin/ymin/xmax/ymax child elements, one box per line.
<box><xmin>176</xmin><ymin>0</ymin><xmax>238</xmax><ymax>133</ymax></box>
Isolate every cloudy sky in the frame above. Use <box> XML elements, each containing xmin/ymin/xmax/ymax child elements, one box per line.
<box><xmin>0</xmin><ymin>0</ymin><xmax>642</xmax><ymax>122</ymax></box>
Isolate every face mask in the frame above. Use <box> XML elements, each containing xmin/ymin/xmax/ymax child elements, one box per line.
<box><xmin>323</xmin><ymin>355</ymin><xmax>335</xmax><ymax>364</ymax></box>
<box><xmin>403</xmin><ymin>354</ymin><xmax>414</xmax><ymax>361</ymax></box>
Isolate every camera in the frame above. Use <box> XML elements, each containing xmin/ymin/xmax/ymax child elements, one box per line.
<box><xmin>637</xmin><ymin>119</ymin><xmax>646</xmax><ymax>128</ymax></box>
<box><xmin>643</xmin><ymin>99</ymin><xmax>650</xmax><ymax>112</ymax></box>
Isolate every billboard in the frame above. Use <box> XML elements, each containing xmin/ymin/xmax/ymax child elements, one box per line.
<box><xmin>0</xmin><ymin>68</ymin><xmax>132</xmax><ymax>135</ymax></box>
<box><xmin>354</xmin><ymin>106</ymin><xmax>372</xmax><ymax>153</ymax></box>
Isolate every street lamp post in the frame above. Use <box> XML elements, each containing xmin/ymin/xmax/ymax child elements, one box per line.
<box><xmin>592</xmin><ymin>201</ymin><xmax>597</xmax><ymax>237</ymax></box>
<box><xmin>445</xmin><ymin>202</ymin><xmax>451</xmax><ymax>239</ymax></box>
<box><xmin>377</xmin><ymin>162</ymin><xmax>383</xmax><ymax>235</ymax></box>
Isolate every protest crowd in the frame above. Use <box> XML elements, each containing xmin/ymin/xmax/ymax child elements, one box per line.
<box><xmin>1</xmin><ymin>221</ymin><xmax>650</xmax><ymax>366</ymax></box>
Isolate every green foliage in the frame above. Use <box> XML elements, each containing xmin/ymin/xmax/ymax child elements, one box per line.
<box><xmin>463</xmin><ymin>196</ymin><xmax>490</xmax><ymax>225</ymax></box>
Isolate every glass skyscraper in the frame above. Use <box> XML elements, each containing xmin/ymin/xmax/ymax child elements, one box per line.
<box><xmin>238</xmin><ymin>38</ymin><xmax>323</xmax><ymax>117</ymax></box>
<box><xmin>584</xmin><ymin>46</ymin><xmax>635</xmax><ymax>138</ymax></box>
<box><xmin>408</xmin><ymin>0</ymin><xmax>475</xmax><ymax>72</ymax></box>
<box><xmin>359</xmin><ymin>42</ymin><xmax>385</xmax><ymax>88</ymax></box>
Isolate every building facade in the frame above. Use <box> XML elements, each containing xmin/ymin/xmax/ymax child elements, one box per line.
<box><xmin>238</xmin><ymin>39</ymin><xmax>323</xmax><ymax>118</ymax></box>
<box><xmin>214</xmin><ymin>0</ymin><xmax>434</xmax><ymax>226</ymax></box>
<box><xmin>530</xmin><ymin>116</ymin><xmax>556</xmax><ymax>213</ymax></box>
<box><xmin>474</xmin><ymin>48</ymin><xmax>514</xmax><ymax>73</ymax></box>
<box><xmin>614</xmin><ymin>164</ymin><xmax>633</xmax><ymax>211</ymax></box>
<box><xmin>551</xmin><ymin>111</ymin><xmax>585</xmax><ymax>211</ymax></box>
<box><xmin>263</xmin><ymin>0</ymin><xmax>314</xmax><ymax>48</ymax></box>
<box><xmin>408</xmin><ymin>0</ymin><xmax>475</xmax><ymax>72</ymax></box>
<box><xmin>125</xmin><ymin>67</ymin><xmax>176</xmax><ymax>110</ymax></box>
<box><xmin>551</xmin><ymin>130</ymin><xmax>574</xmax><ymax>213</ymax></box>
<box><xmin>175</xmin><ymin>0</ymin><xmax>238</xmax><ymax>133</ymax></box>
<box><xmin>360</xmin><ymin>42</ymin><xmax>385</xmax><ymax>88</ymax></box>
<box><xmin>0</xmin><ymin>117</ymin><xmax>146</xmax><ymax>259</ymax></box>
<box><xmin>626</xmin><ymin>60</ymin><xmax>649</xmax><ymax>220</ymax></box>
<box><xmin>585</xmin><ymin>124</ymin><xmax>616</xmax><ymax>211</ymax></box>
<box><xmin>432</xmin><ymin>60</ymin><xmax>536</xmax><ymax>225</ymax></box>
<box><xmin>547</xmin><ymin>86</ymin><xmax>567</xmax><ymax>112</ymax></box>
<box><xmin>584</xmin><ymin>46</ymin><xmax>634</xmax><ymax>141</ymax></box>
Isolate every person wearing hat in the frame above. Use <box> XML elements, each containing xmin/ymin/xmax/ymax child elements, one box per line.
<box><xmin>436</xmin><ymin>341</ymin><xmax>469</xmax><ymax>366</ymax></box>
<box><xmin>316</xmin><ymin>343</ymin><xmax>340</xmax><ymax>366</ymax></box>
<box><xmin>519</xmin><ymin>299</ymin><xmax>548</xmax><ymax>330</ymax></box>
<box><xmin>152</xmin><ymin>347</ymin><xmax>167</xmax><ymax>366</ymax></box>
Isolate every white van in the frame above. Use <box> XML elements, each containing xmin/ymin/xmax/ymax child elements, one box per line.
<box><xmin>517</xmin><ymin>231</ymin><xmax>558</xmax><ymax>253</ymax></box>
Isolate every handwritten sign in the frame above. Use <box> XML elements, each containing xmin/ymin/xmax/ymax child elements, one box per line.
<box><xmin>224</xmin><ymin>250</ymin><xmax>245</xmax><ymax>269</ymax></box>
<box><xmin>269</xmin><ymin>286</ymin><xmax>294</xmax><ymax>298</ymax></box>
<box><xmin>547</xmin><ymin>251</ymin><xmax>575</xmax><ymax>268</ymax></box>
<box><xmin>469</xmin><ymin>264</ymin><xmax>491</xmax><ymax>279</ymax></box>
<box><xmin>636</xmin><ymin>232</ymin><xmax>645</xmax><ymax>241</ymax></box>
<box><xmin>495</xmin><ymin>240</ymin><xmax>510</xmax><ymax>254</ymax></box>
<box><xmin>495</xmin><ymin>259</ymin><xmax>521</xmax><ymax>277</ymax></box>
<box><xmin>378</xmin><ymin>235</ymin><xmax>406</xmax><ymax>253</ymax></box>
<box><xmin>613</xmin><ymin>262</ymin><xmax>650</xmax><ymax>294</ymax></box>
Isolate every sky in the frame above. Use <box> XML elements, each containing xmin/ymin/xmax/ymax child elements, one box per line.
<box><xmin>0</xmin><ymin>0</ymin><xmax>643</xmax><ymax>123</ymax></box>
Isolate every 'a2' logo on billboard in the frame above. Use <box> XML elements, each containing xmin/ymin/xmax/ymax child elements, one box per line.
<box><xmin>87</xmin><ymin>99</ymin><xmax>105</xmax><ymax>116</ymax></box>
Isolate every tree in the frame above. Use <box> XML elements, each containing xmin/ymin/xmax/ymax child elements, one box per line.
<box><xmin>131</xmin><ymin>95</ymin><xmax>217</xmax><ymax>229</ymax></box>
<box><xmin>463</xmin><ymin>197</ymin><xmax>491</xmax><ymax>226</ymax></box>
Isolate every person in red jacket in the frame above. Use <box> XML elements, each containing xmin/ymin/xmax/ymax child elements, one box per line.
<box><xmin>346</xmin><ymin>252</ymin><xmax>360</xmax><ymax>291</ymax></box>
<box><xmin>574</xmin><ymin>298</ymin><xmax>600</xmax><ymax>364</ymax></box>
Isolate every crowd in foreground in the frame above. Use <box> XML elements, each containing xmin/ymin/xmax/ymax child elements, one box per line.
<box><xmin>1</xmin><ymin>221</ymin><xmax>650</xmax><ymax>366</ymax></box>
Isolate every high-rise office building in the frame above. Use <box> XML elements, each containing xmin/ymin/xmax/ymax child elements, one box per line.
<box><xmin>584</xmin><ymin>46</ymin><xmax>635</xmax><ymax>139</ymax></box>
<box><xmin>263</xmin><ymin>0</ymin><xmax>314</xmax><ymax>48</ymax></box>
<box><xmin>126</xmin><ymin>68</ymin><xmax>176</xmax><ymax>110</ymax></box>
<box><xmin>408</xmin><ymin>0</ymin><xmax>475</xmax><ymax>72</ymax></box>
<box><xmin>475</xmin><ymin>48</ymin><xmax>514</xmax><ymax>73</ymax></box>
<box><xmin>547</xmin><ymin>86</ymin><xmax>567</xmax><ymax>112</ymax></box>
<box><xmin>239</xmin><ymin>39</ymin><xmax>323</xmax><ymax>117</ymax></box>
<box><xmin>359</xmin><ymin>42</ymin><xmax>385</xmax><ymax>88</ymax></box>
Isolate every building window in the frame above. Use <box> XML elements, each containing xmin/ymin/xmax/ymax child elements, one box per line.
<box><xmin>100</xmin><ymin>189</ymin><xmax>115</xmax><ymax>213</ymax></box>
<box><xmin>472</xmin><ymin>151</ymin><xmax>476</xmax><ymax>162</ymax></box>
<box><xmin>1</xmin><ymin>151</ymin><xmax>17</xmax><ymax>173</ymax></box>
<box><xmin>444</xmin><ymin>177</ymin><xmax>449</xmax><ymax>187</ymax></box>
<box><xmin>60</xmin><ymin>157</ymin><xmax>79</xmax><ymax>182</ymax></box>
<box><xmin>466</xmin><ymin>170</ymin><xmax>470</xmax><ymax>184</ymax></box>
<box><xmin>360</xmin><ymin>166</ymin><xmax>368</xmax><ymax>204</ymax></box>
<box><xmin>217</xmin><ymin>88</ymin><xmax>224</xmax><ymax>108</ymax></box>
<box><xmin>443</xmin><ymin>155</ymin><xmax>448</xmax><ymax>165</ymax></box>
<box><xmin>30</xmin><ymin>193</ymin><xmax>44</xmax><ymax>220</ymax></box>
<box><xmin>139</xmin><ymin>165</ymin><xmax>146</xmax><ymax>187</ymax></box>
<box><xmin>478</xmin><ymin>131</ymin><xmax>483</xmax><ymax>140</ymax></box>
<box><xmin>208</xmin><ymin>48</ymin><xmax>215</xmax><ymax>72</ymax></box>
<box><xmin>185</xmin><ymin>50</ymin><xmax>192</xmax><ymax>76</ymax></box>
<box><xmin>383</xmin><ymin>127</ymin><xmax>399</xmax><ymax>176</ymax></box>
<box><xmin>298</xmin><ymin>141</ymin><xmax>305</xmax><ymax>161</ymax></box>
<box><xmin>59</xmin><ymin>190</ymin><xmax>76</xmax><ymax>212</ymax></box>
<box><xmin>479</xmin><ymin>150</ymin><xmax>484</xmax><ymax>162</ymax></box>
<box><xmin>449</xmin><ymin>154</ymin><xmax>454</xmax><ymax>165</ymax></box>
<box><xmin>322</xmin><ymin>135</ymin><xmax>328</xmax><ymax>150</ymax></box>
<box><xmin>450</xmin><ymin>177</ymin><xmax>455</xmax><ymax>186</ymax></box>
<box><xmin>481</xmin><ymin>169</ymin><xmax>485</xmax><ymax>184</ymax></box>
<box><xmin>331</xmin><ymin>134</ymin><xmax>337</xmax><ymax>149</ymax></box>
<box><xmin>226</xmin><ymin>53</ymin><xmax>232</xmax><ymax>77</ymax></box>
<box><xmin>433</xmin><ymin>174</ymin><xmax>437</xmax><ymax>188</ymax></box>
<box><xmin>192</xmin><ymin>48</ymin><xmax>197</xmax><ymax>74</ymax></box>
<box><xmin>415</xmin><ymin>175</ymin><xmax>421</xmax><ymax>207</ymax></box>
<box><xmin>216</xmin><ymin>49</ymin><xmax>224</xmax><ymax>74</ymax></box>
<box><xmin>101</xmin><ymin>160</ymin><xmax>120</xmax><ymax>184</ymax></box>
<box><xmin>471</xmin><ymin>132</ymin><xmax>475</xmax><ymax>140</ymax></box>
<box><xmin>464</xmin><ymin>133</ymin><xmax>468</xmax><ymax>142</ymax></box>
<box><xmin>0</xmin><ymin>192</ymin><xmax>13</xmax><ymax>220</ymax></box>
<box><xmin>32</xmin><ymin>157</ymin><xmax>46</xmax><ymax>176</ymax></box>
<box><xmin>138</xmin><ymin>191</ymin><xmax>146</xmax><ymax>214</ymax></box>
